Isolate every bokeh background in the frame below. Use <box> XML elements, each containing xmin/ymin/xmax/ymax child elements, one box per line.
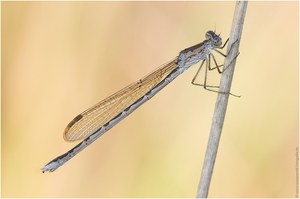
<box><xmin>2</xmin><ymin>1</ymin><xmax>298</xmax><ymax>198</ymax></box>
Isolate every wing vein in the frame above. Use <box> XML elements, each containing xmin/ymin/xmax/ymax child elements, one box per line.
<box><xmin>64</xmin><ymin>57</ymin><xmax>178</xmax><ymax>142</ymax></box>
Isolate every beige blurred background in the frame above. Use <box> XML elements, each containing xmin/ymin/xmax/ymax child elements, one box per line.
<box><xmin>2</xmin><ymin>1</ymin><xmax>298</xmax><ymax>198</ymax></box>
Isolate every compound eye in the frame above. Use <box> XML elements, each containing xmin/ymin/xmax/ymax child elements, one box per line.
<box><xmin>205</xmin><ymin>31</ymin><xmax>214</xmax><ymax>40</ymax></box>
<box><xmin>214</xmin><ymin>37</ymin><xmax>222</xmax><ymax>47</ymax></box>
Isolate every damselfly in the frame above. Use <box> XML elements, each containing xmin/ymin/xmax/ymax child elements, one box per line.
<box><xmin>42</xmin><ymin>31</ymin><xmax>237</xmax><ymax>172</ymax></box>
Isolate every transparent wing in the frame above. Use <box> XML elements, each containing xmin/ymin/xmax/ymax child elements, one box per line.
<box><xmin>64</xmin><ymin>57</ymin><xmax>178</xmax><ymax>142</ymax></box>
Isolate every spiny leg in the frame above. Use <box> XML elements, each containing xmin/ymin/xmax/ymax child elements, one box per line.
<box><xmin>192</xmin><ymin>57</ymin><xmax>241</xmax><ymax>97</ymax></box>
<box><xmin>203</xmin><ymin>57</ymin><xmax>241</xmax><ymax>97</ymax></box>
<box><xmin>191</xmin><ymin>59</ymin><xmax>219</xmax><ymax>89</ymax></box>
<box><xmin>206</xmin><ymin>39</ymin><xmax>231</xmax><ymax>73</ymax></box>
<box><xmin>191</xmin><ymin>60</ymin><xmax>205</xmax><ymax>85</ymax></box>
<box><xmin>203</xmin><ymin>57</ymin><xmax>219</xmax><ymax>90</ymax></box>
<box><xmin>214</xmin><ymin>38</ymin><xmax>239</xmax><ymax>58</ymax></box>
<box><xmin>192</xmin><ymin>38</ymin><xmax>241</xmax><ymax>97</ymax></box>
<box><xmin>209</xmin><ymin>53</ymin><xmax>223</xmax><ymax>74</ymax></box>
<box><xmin>211</xmin><ymin>38</ymin><xmax>228</xmax><ymax>58</ymax></box>
<box><xmin>219</xmin><ymin>38</ymin><xmax>229</xmax><ymax>49</ymax></box>
<box><xmin>214</xmin><ymin>38</ymin><xmax>240</xmax><ymax>72</ymax></box>
<box><xmin>192</xmin><ymin>58</ymin><xmax>219</xmax><ymax>89</ymax></box>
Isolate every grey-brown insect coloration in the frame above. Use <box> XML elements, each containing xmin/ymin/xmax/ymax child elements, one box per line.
<box><xmin>42</xmin><ymin>31</ymin><xmax>232</xmax><ymax>173</ymax></box>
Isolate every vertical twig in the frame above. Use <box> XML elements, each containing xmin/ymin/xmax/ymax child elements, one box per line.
<box><xmin>196</xmin><ymin>1</ymin><xmax>247</xmax><ymax>198</ymax></box>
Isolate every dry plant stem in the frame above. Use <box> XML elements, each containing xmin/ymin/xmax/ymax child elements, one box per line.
<box><xmin>196</xmin><ymin>1</ymin><xmax>247</xmax><ymax>198</ymax></box>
